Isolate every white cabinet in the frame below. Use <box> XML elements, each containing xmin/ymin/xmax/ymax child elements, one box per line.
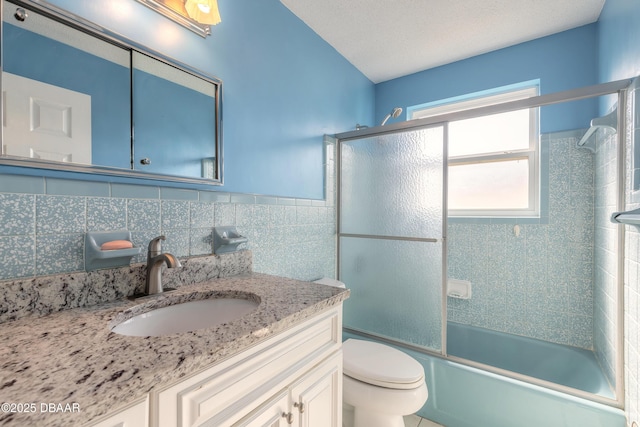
<box><xmin>88</xmin><ymin>306</ymin><xmax>342</xmax><ymax>427</ymax></box>
<box><xmin>151</xmin><ymin>307</ymin><xmax>342</xmax><ymax>427</ymax></box>
<box><xmin>233</xmin><ymin>391</ymin><xmax>291</xmax><ymax>427</ymax></box>
<box><xmin>236</xmin><ymin>352</ymin><xmax>342</xmax><ymax>427</ymax></box>
<box><xmin>289</xmin><ymin>352</ymin><xmax>342</xmax><ymax>427</ymax></box>
<box><xmin>86</xmin><ymin>398</ymin><xmax>148</xmax><ymax>427</ymax></box>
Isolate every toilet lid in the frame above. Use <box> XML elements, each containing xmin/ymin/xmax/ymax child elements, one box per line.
<box><xmin>342</xmin><ymin>339</ymin><xmax>425</xmax><ymax>390</ymax></box>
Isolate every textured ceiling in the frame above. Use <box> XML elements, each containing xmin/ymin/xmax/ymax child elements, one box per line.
<box><xmin>280</xmin><ymin>0</ymin><xmax>606</xmax><ymax>83</ymax></box>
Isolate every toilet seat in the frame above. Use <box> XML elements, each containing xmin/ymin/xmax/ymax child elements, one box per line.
<box><xmin>342</xmin><ymin>339</ymin><xmax>425</xmax><ymax>390</ymax></box>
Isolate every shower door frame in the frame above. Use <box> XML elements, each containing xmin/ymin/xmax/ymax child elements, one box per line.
<box><xmin>336</xmin><ymin>123</ymin><xmax>450</xmax><ymax>354</ymax></box>
<box><xmin>335</xmin><ymin>77</ymin><xmax>632</xmax><ymax>409</ymax></box>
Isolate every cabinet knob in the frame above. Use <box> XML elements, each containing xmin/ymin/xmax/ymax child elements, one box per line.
<box><xmin>282</xmin><ymin>412</ymin><xmax>294</xmax><ymax>424</ymax></box>
<box><xmin>294</xmin><ymin>402</ymin><xmax>305</xmax><ymax>413</ymax></box>
<box><xmin>140</xmin><ymin>158</ymin><xmax>151</xmax><ymax>165</ymax></box>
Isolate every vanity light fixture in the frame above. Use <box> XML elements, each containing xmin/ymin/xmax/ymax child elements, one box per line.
<box><xmin>135</xmin><ymin>0</ymin><xmax>220</xmax><ymax>37</ymax></box>
<box><xmin>184</xmin><ymin>0</ymin><xmax>221</xmax><ymax>25</ymax></box>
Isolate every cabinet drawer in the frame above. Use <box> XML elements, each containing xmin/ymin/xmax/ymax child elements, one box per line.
<box><xmin>153</xmin><ymin>307</ymin><xmax>341</xmax><ymax>427</ymax></box>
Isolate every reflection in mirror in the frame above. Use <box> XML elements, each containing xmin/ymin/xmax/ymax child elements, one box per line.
<box><xmin>133</xmin><ymin>52</ymin><xmax>219</xmax><ymax>179</ymax></box>
<box><xmin>1</xmin><ymin>0</ymin><xmax>223</xmax><ymax>184</ymax></box>
<box><xmin>1</xmin><ymin>1</ymin><xmax>131</xmax><ymax>168</ymax></box>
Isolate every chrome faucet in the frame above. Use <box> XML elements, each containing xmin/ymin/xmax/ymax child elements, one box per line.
<box><xmin>145</xmin><ymin>236</ymin><xmax>181</xmax><ymax>295</ymax></box>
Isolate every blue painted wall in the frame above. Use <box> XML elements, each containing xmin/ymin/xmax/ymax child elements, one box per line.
<box><xmin>598</xmin><ymin>0</ymin><xmax>640</xmax><ymax>112</ymax></box>
<box><xmin>11</xmin><ymin>0</ymin><xmax>374</xmax><ymax>199</ymax></box>
<box><xmin>375</xmin><ymin>25</ymin><xmax>600</xmax><ymax>133</ymax></box>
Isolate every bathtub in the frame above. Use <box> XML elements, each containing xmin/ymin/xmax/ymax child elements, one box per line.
<box><xmin>343</xmin><ymin>329</ymin><xmax>626</xmax><ymax>427</ymax></box>
<box><xmin>447</xmin><ymin>321</ymin><xmax>614</xmax><ymax>398</ymax></box>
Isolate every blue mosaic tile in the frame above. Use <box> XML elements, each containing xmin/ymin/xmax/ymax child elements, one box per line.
<box><xmin>0</xmin><ymin>194</ymin><xmax>35</xmax><ymax>236</ymax></box>
<box><xmin>0</xmin><ymin>235</ymin><xmax>35</xmax><ymax>280</ymax></box>
<box><xmin>127</xmin><ymin>199</ymin><xmax>161</xmax><ymax>231</ymax></box>
<box><xmin>131</xmin><ymin>231</ymin><xmax>163</xmax><ymax>263</ymax></box>
<box><xmin>268</xmin><ymin>205</ymin><xmax>286</xmax><ymax>227</ymax></box>
<box><xmin>284</xmin><ymin>206</ymin><xmax>297</xmax><ymax>224</ymax></box>
<box><xmin>296</xmin><ymin>206</ymin><xmax>315</xmax><ymax>225</ymax></box>
<box><xmin>161</xmin><ymin>201</ymin><xmax>190</xmax><ymax>230</ymax></box>
<box><xmin>235</xmin><ymin>204</ymin><xmax>253</xmax><ymax>227</ymax></box>
<box><xmin>190</xmin><ymin>202</ymin><xmax>215</xmax><ymax>228</ymax></box>
<box><xmin>252</xmin><ymin>205</ymin><xmax>270</xmax><ymax>228</ymax></box>
<box><xmin>36</xmin><ymin>195</ymin><xmax>85</xmax><ymax>234</ymax></box>
<box><xmin>189</xmin><ymin>228</ymin><xmax>214</xmax><ymax>256</ymax></box>
<box><xmin>161</xmin><ymin>228</ymin><xmax>190</xmax><ymax>258</ymax></box>
<box><xmin>86</xmin><ymin>198</ymin><xmax>127</xmax><ymax>232</ymax></box>
<box><xmin>214</xmin><ymin>203</ymin><xmax>236</xmax><ymax>227</ymax></box>
<box><xmin>36</xmin><ymin>233</ymin><xmax>83</xmax><ymax>275</ymax></box>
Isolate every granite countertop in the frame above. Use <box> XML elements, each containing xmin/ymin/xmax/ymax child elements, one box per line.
<box><xmin>0</xmin><ymin>273</ymin><xmax>349</xmax><ymax>427</ymax></box>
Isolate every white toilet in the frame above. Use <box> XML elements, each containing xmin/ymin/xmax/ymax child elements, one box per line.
<box><xmin>314</xmin><ymin>278</ymin><xmax>429</xmax><ymax>427</ymax></box>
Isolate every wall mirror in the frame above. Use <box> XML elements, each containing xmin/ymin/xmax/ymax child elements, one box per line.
<box><xmin>0</xmin><ymin>0</ymin><xmax>223</xmax><ymax>185</ymax></box>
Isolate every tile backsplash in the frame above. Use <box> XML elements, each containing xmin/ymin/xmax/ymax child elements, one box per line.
<box><xmin>0</xmin><ymin>186</ymin><xmax>336</xmax><ymax>282</ymax></box>
<box><xmin>0</xmin><ymin>136</ymin><xmax>337</xmax><ymax>283</ymax></box>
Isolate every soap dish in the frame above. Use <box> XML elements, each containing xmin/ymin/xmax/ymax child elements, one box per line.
<box><xmin>85</xmin><ymin>231</ymin><xmax>142</xmax><ymax>271</ymax></box>
<box><xmin>213</xmin><ymin>226</ymin><xmax>248</xmax><ymax>254</ymax></box>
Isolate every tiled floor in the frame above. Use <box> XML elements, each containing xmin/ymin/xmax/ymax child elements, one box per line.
<box><xmin>404</xmin><ymin>414</ymin><xmax>445</xmax><ymax>427</ymax></box>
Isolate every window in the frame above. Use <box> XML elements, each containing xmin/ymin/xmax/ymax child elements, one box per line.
<box><xmin>410</xmin><ymin>84</ymin><xmax>540</xmax><ymax>217</ymax></box>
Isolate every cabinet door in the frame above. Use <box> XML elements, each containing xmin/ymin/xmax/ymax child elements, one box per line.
<box><xmin>232</xmin><ymin>390</ymin><xmax>290</xmax><ymax>427</ymax></box>
<box><xmin>88</xmin><ymin>398</ymin><xmax>148</xmax><ymax>427</ymax></box>
<box><xmin>290</xmin><ymin>352</ymin><xmax>342</xmax><ymax>427</ymax></box>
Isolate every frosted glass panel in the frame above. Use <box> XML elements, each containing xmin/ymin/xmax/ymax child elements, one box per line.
<box><xmin>340</xmin><ymin>126</ymin><xmax>444</xmax><ymax>238</ymax></box>
<box><xmin>340</xmin><ymin>236</ymin><xmax>442</xmax><ymax>351</ymax></box>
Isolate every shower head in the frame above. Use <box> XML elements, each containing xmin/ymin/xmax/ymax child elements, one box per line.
<box><xmin>380</xmin><ymin>107</ymin><xmax>403</xmax><ymax>126</ymax></box>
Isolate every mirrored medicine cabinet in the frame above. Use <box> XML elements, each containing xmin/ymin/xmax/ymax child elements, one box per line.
<box><xmin>0</xmin><ymin>0</ymin><xmax>223</xmax><ymax>184</ymax></box>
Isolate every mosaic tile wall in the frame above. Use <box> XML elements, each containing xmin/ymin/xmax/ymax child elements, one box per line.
<box><xmin>0</xmin><ymin>140</ymin><xmax>336</xmax><ymax>284</ymax></box>
<box><xmin>447</xmin><ymin>130</ymin><xmax>596</xmax><ymax>349</ymax></box>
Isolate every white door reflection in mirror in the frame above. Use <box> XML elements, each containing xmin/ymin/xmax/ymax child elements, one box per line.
<box><xmin>2</xmin><ymin>72</ymin><xmax>91</xmax><ymax>164</ymax></box>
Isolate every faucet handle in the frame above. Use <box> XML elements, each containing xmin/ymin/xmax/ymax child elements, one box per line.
<box><xmin>148</xmin><ymin>235</ymin><xmax>166</xmax><ymax>257</ymax></box>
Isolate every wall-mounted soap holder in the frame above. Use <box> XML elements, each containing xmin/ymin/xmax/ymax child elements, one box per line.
<box><xmin>85</xmin><ymin>231</ymin><xmax>142</xmax><ymax>271</ymax></box>
<box><xmin>213</xmin><ymin>226</ymin><xmax>248</xmax><ymax>254</ymax></box>
<box><xmin>447</xmin><ymin>278</ymin><xmax>472</xmax><ymax>300</ymax></box>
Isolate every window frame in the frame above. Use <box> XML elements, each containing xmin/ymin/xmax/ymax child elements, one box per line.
<box><xmin>410</xmin><ymin>85</ymin><xmax>540</xmax><ymax>218</ymax></box>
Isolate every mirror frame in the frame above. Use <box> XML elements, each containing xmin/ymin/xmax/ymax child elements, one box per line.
<box><xmin>0</xmin><ymin>0</ymin><xmax>224</xmax><ymax>186</ymax></box>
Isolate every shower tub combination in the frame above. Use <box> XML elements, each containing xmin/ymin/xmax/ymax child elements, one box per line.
<box><xmin>336</xmin><ymin>79</ymin><xmax>634</xmax><ymax>427</ymax></box>
<box><xmin>345</xmin><ymin>327</ymin><xmax>625</xmax><ymax>427</ymax></box>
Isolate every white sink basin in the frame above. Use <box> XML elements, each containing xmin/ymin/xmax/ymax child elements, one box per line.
<box><xmin>112</xmin><ymin>297</ymin><xmax>260</xmax><ymax>337</ymax></box>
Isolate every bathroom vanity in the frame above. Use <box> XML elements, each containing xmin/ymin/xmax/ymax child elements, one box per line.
<box><xmin>0</xmin><ymin>271</ymin><xmax>348</xmax><ymax>427</ymax></box>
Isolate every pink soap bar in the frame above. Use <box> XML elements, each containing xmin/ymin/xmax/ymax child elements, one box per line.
<box><xmin>100</xmin><ymin>240</ymin><xmax>134</xmax><ymax>250</ymax></box>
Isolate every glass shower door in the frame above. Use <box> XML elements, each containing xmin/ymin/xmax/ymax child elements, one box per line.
<box><xmin>338</xmin><ymin>125</ymin><xmax>446</xmax><ymax>352</ymax></box>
